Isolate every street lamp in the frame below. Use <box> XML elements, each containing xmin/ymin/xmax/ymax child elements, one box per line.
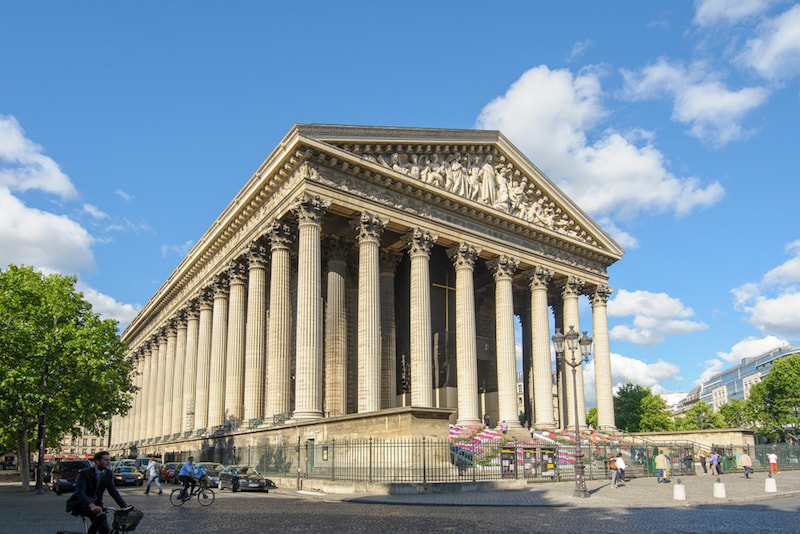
<box><xmin>552</xmin><ymin>325</ymin><xmax>593</xmax><ymax>498</ymax></box>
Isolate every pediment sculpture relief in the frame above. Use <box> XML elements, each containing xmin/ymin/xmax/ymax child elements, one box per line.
<box><xmin>344</xmin><ymin>145</ymin><xmax>594</xmax><ymax>245</ymax></box>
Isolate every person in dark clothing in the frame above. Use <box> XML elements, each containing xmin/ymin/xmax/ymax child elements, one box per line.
<box><xmin>66</xmin><ymin>451</ymin><xmax>129</xmax><ymax>534</ymax></box>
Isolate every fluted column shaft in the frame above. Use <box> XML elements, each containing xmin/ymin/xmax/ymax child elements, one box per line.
<box><xmin>208</xmin><ymin>276</ymin><xmax>229</xmax><ymax>428</ymax></box>
<box><xmin>380</xmin><ymin>250</ymin><xmax>401</xmax><ymax>409</ymax></box>
<box><xmin>528</xmin><ymin>267</ymin><xmax>555</xmax><ymax>428</ymax></box>
<box><xmin>266</xmin><ymin>221</ymin><xmax>295</xmax><ymax>421</ymax></box>
<box><xmin>406</xmin><ymin>229</ymin><xmax>436</xmax><ymax>408</ymax></box>
<box><xmin>592</xmin><ymin>286</ymin><xmax>615</xmax><ymax>430</ymax></box>
<box><xmin>449</xmin><ymin>242</ymin><xmax>481</xmax><ymax>425</ymax></box>
<box><xmin>561</xmin><ymin>276</ymin><xmax>584</xmax><ymax>428</ymax></box>
<box><xmin>144</xmin><ymin>344</ymin><xmax>157</xmax><ymax>439</ymax></box>
<box><xmin>244</xmin><ymin>244</ymin><xmax>268</xmax><ymax>423</ymax></box>
<box><xmin>172</xmin><ymin>316</ymin><xmax>187</xmax><ymax>433</ymax></box>
<box><xmin>355</xmin><ymin>212</ymin><xmax>385</xmax><ymax>414</ymax></box>
<box><xmin>183</xmin><ymin>304</ymin><xmax>200</xmax><ymax>432</ymax></box>
<box><xmin>134</xmin><ymin>352</ymin><xmax>146</xmax><ymax>442</ymax></box>
<box><xmin>225</xmin><ymin>262</ymin><xmax>247</xmax><ymax>422</ymax></box>
<box><xmin>194</xmin><ymin>295</ymin><xmax>214</xmax><ymax>431</ymax></box>
<box><xmin>162</xmin><ymin>325</ymin><xmax>177</xmax><ymax>437</ymax></box>
<box><xmin>489</xmin><ymin>255</ymin><xmax>519</xmax><ymax>428</ymax></box>
<box><xmin>293</xmin><ymin>196</ymin><xmax>329</xmax><ymax>420</ymax></box>
<box><xmin>324</xmin><ymin>238</ymin><xmax>348</xmax><ymax>417</ymax></box>
<box><xmin>153</xmin><ymin>334</ymin><xmax>167</xmax><ymax>438</ymax></box>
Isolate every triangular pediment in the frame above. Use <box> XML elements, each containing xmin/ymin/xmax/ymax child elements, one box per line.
<box><xmin>291</xmin><ymin>124</ymin><xmax>623</xmax><ymax>260</ymax></box>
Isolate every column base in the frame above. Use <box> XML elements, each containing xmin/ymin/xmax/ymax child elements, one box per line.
<box><xmin>292</xmin><ymin>411</ymin><xmax>323</xmax><ymax>421</ymax></box>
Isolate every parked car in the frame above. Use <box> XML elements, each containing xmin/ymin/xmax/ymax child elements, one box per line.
<box><xmin>196</xmin><ymin>462</ymin><xmax>224</xmax><ymax>488</ymax></box>
<box><xmin>112</xmin><ymin>466</ymin><xmax>145</xmax><ymax>486</ymax></box>
<box><xmin>160</xmin><ymin>462</ymin><xmax>179</xmax><ymax>483</ymax></box>
<box><xmin>217</xmin><ymin>465</ymin><xmax>276</xmax><ymax>492</ymax></box>
<box><xmin>50</xmin><ymin>459</ymin><xmax>92</xmax><ymax>495</ymax></box>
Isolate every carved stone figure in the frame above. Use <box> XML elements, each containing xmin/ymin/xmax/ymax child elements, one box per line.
<box><xmin>479</xmin><ymin>154</ymin><xmax>497</xmax><ymax>206</ymax></box>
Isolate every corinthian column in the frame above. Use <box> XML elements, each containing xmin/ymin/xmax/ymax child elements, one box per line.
<box><xmin>448</xmin><ymin>242</ymin><xmax>481</xmax><ymax>425</ymax></box>
<box><xmin>527</xmin><ymin>266</ymin><xmax>555</xmax><ymax>428</ymax></box>
<box><xmin>380</xmin><ymin>249</ymin><xmax>401</xmax><ymax>409</ymax></box>
<box><xmin>266</xmin><ymin>221</ymin><xmax>295</xmax><ymax>422</ymax></box>
<box><xmin>162</xmin><ymin>323</ymin><xmax>177</xmax><ymax>438</ymax></box>
<box><xmin>225</xmin><ymin>261</ymin><xmax>248</xmax><ymax>423</ymax></box>
<box><xmin>404</xmin><ymin>228</ymin><xmax>436</xmax><ymax>408</ymax></box>
<box><xmin>183</xmin><ymin>301</ymin><xmax>200</xmax><ymax>432</ymax></box>
<box><xmin>488</xmin><ymin>254</ymin><xmax>520</xmax><ymax>429</ymax></box>
<box><xmin>561</xmin><ymin>276</ymin><xmax>585</xmax><ymax>428</ymax></box>
<box><xmin>172</xmin><ymin>313</ymin><xmax>187</xmax><ymax>434</ymax></box>
<box><xmin>323</xmin><ymin>237</ymin><xmax>348</xmax><ymax>417</ymax></box>
<box><xmin>293</xmin><ymin>195</ymin><xmax>329</xmax><ymax>420</ymax></box>
<box><xmin>208</xmin><ymin>274</ymin><xmax>229</xmax><ymax>429</ymax></box>
<box><xmin>144</xmin><ymin>342</ymin><xmax>157</xmax><ymax>440</ymax></box>
<box><xmin>153</xmin><ymin>332</ymin><xmax>168</xmax><ymax>439</ymax></box>
<box><xmin>194</xmin><ymin>289</ymin><xmax>214</xmax><ymax>431</ymax></box>
<box><xmin>592</xmin><ymin>285</ymin><xmax>615</xmax><ymax>430</ymax></box>
<box><xmin>244</xmin><ymin>242</ymin><xmax>269</xmax><ymax>423</ymax></box>
<box><xmin>355</xmin><ymin>212</ymin><xmax>386</xmax><ymax>413</ymax></box>
<box><xmin>133</xmin><ymin>349</ymin><xmax>146</xmax><ymax>442</ymax></box>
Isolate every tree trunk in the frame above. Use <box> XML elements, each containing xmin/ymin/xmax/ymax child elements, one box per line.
<box><xmin>17</xmin><ymin>428</ymin><xmax>30</xmax><ymax>491</ymax></box>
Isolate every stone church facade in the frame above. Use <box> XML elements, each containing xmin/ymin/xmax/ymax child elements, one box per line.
<box><xmin>110</xmin><ymin>124</ymin><xmax>622</xmax><ymax>455</ymax></box>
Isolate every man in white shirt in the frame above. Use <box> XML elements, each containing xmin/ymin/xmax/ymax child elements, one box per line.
<box><xmin>144</xmin><ymin>455</ymin><xmax>163</xmax><ymax>495</ymax></box>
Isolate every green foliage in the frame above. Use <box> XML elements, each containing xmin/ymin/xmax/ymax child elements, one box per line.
<box><xmin>718</xmin><ymin>398</ymin><xmax>756</xmax><ymax>429</ymax></box>
<box><xmin>0</xmin><ymin>265</ymin><xmax>136</xmax><ymax>467</ymax></box>
<box><xmin>613</xmin><ymin>382</ymin><xmax>651</xmax><ymax>432</ymax></box>
<box><xmin>639</xmin><ymin>395</ymin><xmax>673</xmax><ymax>432</ymax></box>
<box><xmin>673</xmin><ymin>400</ymin><xmax>724</xmax><ymax>431</ymax></box>
<box><xmin>518</xmin><ymin>412</ymin><xmax>526</xmax><ymax>427</ymax></box>
<box><xmin>586</xmin><ymin>407</ymin><xmax>598</xmax><ymax>429</ymax></box>
<box><xmin>748</xmin><ymin>353</ymin><xmax>800</xmax><ymax>443</ymax></box>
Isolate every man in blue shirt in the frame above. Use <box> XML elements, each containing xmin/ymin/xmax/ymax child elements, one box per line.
<box><xmin>178</xmin><ymin>456</ymin><xmax>196</xmax><ymax>500</ymax></box>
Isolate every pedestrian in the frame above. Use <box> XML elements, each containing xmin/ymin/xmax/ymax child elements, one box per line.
<box><xmin>616</xmin><ymin>453</ymin><xmax>627</xmax><ymax>484</ymax></box>
<box><xmin>501</xmin><ymin>421</ymin><xmax>508</xmax><ymax>435</ymax></box>
<box><xmin>768</xmin><ymin>451</ymin><xmax>779</xmax><ymax>475</ymax></box>
<box><xmin>609</xmin><ymin>455</ymin><xmax>620</xmax><ymax>488</ymax></box>
<box><xmin>739</xmin><ymin>452</ymin><xmax>753</xmax><ymax>479</ymax></box>
<box><xmin>710</xmin><ymin>452</ymin><xmax>719</xmax><ymax>476</ymax></box>
<box><xmin>65</xmin><ymin>451</ymin><xmax>129</xmax><ymax>534</ymax></box>
<box><xmin>144</xmin><ymin>454</ymin><xmax>163</xmax><ymax>495</ymax></box>
<box><xmin>655</xmin><ymin>451</ymin><xmax>670</xmax><ymax>483</ymax></box>
<box><xmin>699</xmin><ymin>451</ymin><xmax>707</xmax><ymax>474</ymax></box>
<box><xmin>483</xmin><ymin>413</ymin><xmax>490</xmax><ymax>427</ymax></box>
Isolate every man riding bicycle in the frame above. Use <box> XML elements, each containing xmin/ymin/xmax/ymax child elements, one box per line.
<box><xmin>177</xmin><ymin>456</ymin><xmax>196</xmax><ymax>500</ymax></box>
<box><xmin>65</xmin><ymin>451</ymin><xmax>129</xmax><ymax>534</ymax></box>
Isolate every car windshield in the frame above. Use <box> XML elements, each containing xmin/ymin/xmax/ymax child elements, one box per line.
<box><xmin>116</xmin><ymin>467</ymin><xmax>134</xmax><ymax>473</ymax></box>
<box><xmin>233</xmin><ymin>466</ymin><xmax>259</xmax><ymax>475</ymax></box>
<box><xmin>59</xmin><ymin>461</ymin><xmax>89</xmax><ymax>471</ymax></box>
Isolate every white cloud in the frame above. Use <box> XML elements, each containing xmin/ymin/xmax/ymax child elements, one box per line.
<box><xmin>737</xmin><ymin>4</ymin><xmax>800</xmax><ymax>80</ymax></box>
<box><xmin>0</xmin><ymin>115</ymin><xmax>77</xmax><ymax>199</ymax></box>
<box><xmin>77</xmin><ymin>283</ymin><xmax>141</xmax><ymax>331</ymax></box>
<box><xmin>161</xmin><ymin>240</ymin><xmax>195</xmax><ymax>258</ymax></box>
<box><xmin>0</xmin><ymin>186</ymin><xmax>95</xmax><ymax>272</ymax></box>
<box><xmin>476</xmin><ymin>65</ymin><xmax>724</xmax><ymax>221</ymax></box>
<box><xmin>567</xmin><ymin>39</ymin><xmax>593</xmax><ymax>62</ymax></box>
<box><xmin>115</xmin><ymin>189</ymin><xmax>134</xmax><ymax>202</ymax></box>
<box><xmin>608</xmin><ymin>289</ymin><xmax>708</xmax><ymax>345</ymax></box>
<box><xmin>584</xmin><ymin>352</ymin><xmax>682</xmax><ymax>405</ymax></box>
<box><xmin>621</xmin><ymin>58</ymin><xmax>769</xmax><ymax>146</ymax></box>
<box><xmin>82</xmin><ymin>203</ymin><xmax>109</xmax><ymax>220</ymax></box>
<box><xmin>696</xmin><ymin>334</ymin><xmax>787</xmax><ymax>384</ymax></box>
<box><xmin>693</xmin><ymin>0</ymin><xmax>776</xmax><ymax>27</ymax></box>
<box><xmin>732</xmin><ymin>241</ymin><xmax>800</xmax><ymax>338</ymax></box>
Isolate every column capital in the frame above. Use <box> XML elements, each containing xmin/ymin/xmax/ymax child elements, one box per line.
<box><xmin>591</xmin><ymin>285</ymin><xmax>613</xmax><ymax>305</ymax></box>
<box><xmin>380</xmin><ymin>249</ymin><xmax>403</xmax><ymax>274</ymax></box>
<box><xmin>174</xmin><ymin>309</ymin><xmax>188</xmax><ymax>328</ymax></box>
<box><xmin>293</xmin><ymin>193</ymin><xmax>330</xmax><ymax>226</ymax></box>
<box><xmin>185</xmin><ymin>299</ymin><xmax>200</xmax><ymax>320</ymax></box>
<box><xmin>354</xmin><ymin>212</ymin><xmax>387</xmax><ymax>243</ymax></box>
<box><xmin>561</xmin><ymin>275</ymin><xmax>584</xmax><ymax>298</ymax></box>
<box><xmin>267</xmin><ymin>220</ymin><xmax>295</xmax><ymax>250</ymax></box>
<box><xmin>248</xmin><ymin>241</ymin><xmax>270</xmax><ymax>269</ymax></box>
<box><xmin>525</xmin><ymin>265</ymin><xmax>553</xmax><ymax>289</ymax></box>
<box><xmin>487</xmin><ymin>254</ymin><xmax>519</xmax><ymax>281</ymax></box>
<box><xmin>403</xmin><ymin>227</ymin><xmax>437</xmax><ymax>258</ymax></box>
<box><xmin>322</xmin><ymin>236</ymin><xmax>350</xmax><ymax>263</ymax></box>
<box><xmin>228</xmin><ymin>260</ymin><xmax>248</xmax><ymax>285</ymax></box>
<box><xmin>212</xmin><ymin>274</ymin><xmax>230</xmax><ymax>297</ymax></box>
<box><xmin>447</xmin><ymin>242</ymin><xmax>481</xmax><ymax>270</ymax></box>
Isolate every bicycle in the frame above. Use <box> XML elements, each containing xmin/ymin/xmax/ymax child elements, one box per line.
<box><xmin>57</xmin><ymin>505</ymin><xmax>144</xmax><ymax>534</ymax></box>
<box><xmin>170</xmin><ymin>479</ymin><xmax>215</xmax><ymax>506</ymax></box>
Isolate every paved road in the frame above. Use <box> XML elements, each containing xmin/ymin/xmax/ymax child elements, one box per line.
<box><xmin>3</xmin><ymin>470</ymin><xmax>799</xmax><ymax>533</ymax></box>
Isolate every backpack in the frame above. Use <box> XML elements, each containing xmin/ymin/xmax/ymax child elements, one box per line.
<box><xmin>609</xmin><ymin>458</ymin><xmax>617</xmax><ymax>470</ymax></box>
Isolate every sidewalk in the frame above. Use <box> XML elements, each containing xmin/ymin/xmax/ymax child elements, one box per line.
<box><xmin>336</xmin><ymin>469</ymin><xmax>800</xmax><ymax>508</ymax></box>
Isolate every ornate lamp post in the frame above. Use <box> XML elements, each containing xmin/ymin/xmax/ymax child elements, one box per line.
<box><xmin>552</xmin><ymin>325</ymin><xmax>593</xmax><ymax>498</ymax></box>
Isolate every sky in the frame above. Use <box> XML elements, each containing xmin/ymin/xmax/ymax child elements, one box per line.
<box><xmin>2</xmin><ymin>1</ymin><xmax>800</xmax><ymax>404</ymax></box>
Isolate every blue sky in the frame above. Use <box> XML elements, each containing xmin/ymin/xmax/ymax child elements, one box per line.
<box><xmin>2</xmin><ymin>1</ymin><xmax>800</xmax><ymax>403</ymax></box>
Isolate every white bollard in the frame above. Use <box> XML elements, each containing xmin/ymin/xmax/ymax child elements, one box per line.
<box><xmin>673</xmin><ymin>479</ymin><xmax>686</xmax><ymax>500</ymax></box>
<box><xmin>765</xmin><ymin>475</ymin><xmax>777</xmax><ymax>493</ymax></box>
<box><xmin>713</xmin><ymin>477</ymin><xmax>726</xmax><ymax>498</ymax></box>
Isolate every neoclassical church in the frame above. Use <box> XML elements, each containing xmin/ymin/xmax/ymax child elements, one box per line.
<box><xmin>111</xmin><ymin>124</ymin><xmax>622</xmax><ymax>454</ymax></box>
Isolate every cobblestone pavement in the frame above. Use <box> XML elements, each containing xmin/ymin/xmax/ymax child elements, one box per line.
<box><xmin>2</xmin><ymin>469</ymin><xmax>799</xmax><ymax>533</ymax></box>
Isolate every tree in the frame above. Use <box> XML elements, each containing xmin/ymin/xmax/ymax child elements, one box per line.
<box><xmin>0</xmin><ymin>265</ymin><xmax>136</xmax><ymax>491</ymax></box>
<box><xmin>719</xmin><ymin>398</ymin><xmax>756</xmax><ymax>429</ymax></box>
<box><xmin>673</xmin><ymin>400</ymin><xmax>724</xmax><ymax>431</ymax></box>
<box><xmin>613</xmin><ymin>382</ymin><xmax>651</xmax><ymax>432</ymax></box>
<box><xmin>586</xmin><ymin>407</ymin><xmax>598</xmax><ymax>429</ymax></box>
<box><xmin>639</xmin><ymin>394</ymin><xmax>673</xmax><ymax>432</ymax></box>
<box><xmin>748</xmin><ymin>353</ymin><xmax>800</xmax><ymax>443</ymax></box>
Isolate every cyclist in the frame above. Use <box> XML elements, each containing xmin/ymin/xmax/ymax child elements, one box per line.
<box><xmin>177</xmin><ymin>456</ymin><xmax>196</xmax><ymax>500</ymax></box>
<box><xmin>65</xmin><ymin>451</ymin><xmax>129</xmax><ymax>534</ymax></box>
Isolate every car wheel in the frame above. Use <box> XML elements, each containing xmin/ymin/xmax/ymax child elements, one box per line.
<box><xmin>232</xmin><ymin>481</ymin><xmax>240</xmax><ymax>492</ymax></box>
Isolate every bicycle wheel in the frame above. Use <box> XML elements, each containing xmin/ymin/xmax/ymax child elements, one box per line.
<box><xmin>197</xmin><ymin>487</ymin><xmax>215</xmax><ymax>506</ymax></box>
<box><xmin>169</xmin><ymin>488</ymin><xmax>186</xmax><ymax>506</ymax></box>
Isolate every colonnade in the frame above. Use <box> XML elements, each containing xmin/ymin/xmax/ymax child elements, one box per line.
<box><xmin>113</xmin><ymin>196</ymin><xmax>615</xmax><ymax>449</ymax></box>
